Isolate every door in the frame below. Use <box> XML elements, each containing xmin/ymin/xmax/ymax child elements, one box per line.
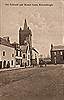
<box><xmin>0</xmin><ymin>61</ymin><xmax>2</xmax><ymax>69</ymax></box>
<box><xmin>3</xmin><ymin>60</ymin><xmax>6</xmax><ymax>68</ymax></box>
<box><xmin>20</xmin><ymin>59</ymin><xmax>22</xmax><ymax>67</ymax></box>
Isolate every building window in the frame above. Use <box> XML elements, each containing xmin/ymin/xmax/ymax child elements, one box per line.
<box><xmin>54</xmin><ymin>57</ymin><xmax>56</xmax><ymax>64</ymax></box>
<box><xmin>3</xmin><ymin>51</ymin><xmax>5</xmax><ymax>56</ymax></box>
<box><xmin>16</xmin><ymin>59</ymin><xmax>20</xmax><ymax>65</ymax></box>
<box><xmin>63</xmin><ymin>51</ymin><xmax>64</xmax><ymax>60</ymax></box>
<box><xmin>60</xmin><ymin>51</ymin><xmax>62</xmax><ymax>55</ymax></box>
<box><xmin>7</xmin><ymin>61</ymin><xmax>10</xmax><ymax>68</ymax></box>
<box><xmin>54</xmin><ymin>52</ymin><xmax>56</xmax><ymax>55</ymax></box>
<box><xmin>28</xmin><ymin>60</ymin><xmax>29</xmax><ymax>66</ymax></box>
<box><xmin>16</xmin><ymin>50</ymin><xmax>18</xmax><ymax>56</ymax></box>
<box><xmin>57</xmin><ymin>51</ymin><xmax>60</xmax><ymax>55</ymax></box>
<box><xmin>20</xmin><ymin>51</ymin><xmax>22</xmax><ymax>56</ymax></box>
<box><xmin>12</xmin><ymin>54</ymin><xmax>14</xmax><ymax>57</ymax></box>
<box><xmin>11</xmin><ymin>60</ymin><xmax>13</xmax><ymax>65</ymax></box>
<box><xmin>3</xmin><ymin>60</ymin><xmax>6</xmax><ymax>68</ymax></box>
<box><xmin>18</xmin><ymin>51</ymin><xmax>20</xmax><ymax>56</ymax></box>
<box><xmin>23</xmin><ymin>54</ymin><xmax>25</xmax><ymax>58</ymax></box>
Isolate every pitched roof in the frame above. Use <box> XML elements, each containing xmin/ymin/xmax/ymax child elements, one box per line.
<box><xmin>0</xmin><ymin>37</ymin><xmax>14</xmax><ymax>48</ymax></box>
<box><xmin>52</xmin><ymin>45</ymin><xmax>64</xmax><ymax>51</ymax></box>
<box><xmin>32</xmin><ymin>47</ymin><xmax>39</xmax><ymax>54</ymax></box>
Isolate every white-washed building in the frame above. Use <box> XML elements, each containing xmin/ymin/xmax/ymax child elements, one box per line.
<box><xmin>32</xmin><ymin>48</ymin><xmax>39</xmax><ymax>65</ymax></box>
<box><xmin>0</xmin><ymin>37</ymin><xmax>15</xmax><ymax>68</ymax></box>
<box><xmin>20</xmin><ymin>43</ymin><xmax>31</xmax><ymax>67</ymax></box>
<box><xmin>15</xmin><ymin>44</ymin><xmax>22</xmax><ymax>67</ymax></box>
<box><xmin>11</xmin><ymin>42</ymin><xmax>31</xmax><ymax>67</ymax></box>
<box><xmin>50</xmin><ymin>44</ymin><xmax>64</xmax><ymax>64</ymax></box>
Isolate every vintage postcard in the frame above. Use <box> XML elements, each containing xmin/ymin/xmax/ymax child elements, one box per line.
<box><xmin>0</xmin><ymin>0</ymin><xmax>64</xmax><ymax>100</ymax></box>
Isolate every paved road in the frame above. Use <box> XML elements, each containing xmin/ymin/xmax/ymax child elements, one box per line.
<box><xmin>0</xmin><ymin>65</ymin><xmax>64</xmax><ymax>100</ymax></box>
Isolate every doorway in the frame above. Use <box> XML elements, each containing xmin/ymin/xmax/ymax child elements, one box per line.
<box><xmin>0</xmin><ymin>61</ymin><xmax>2</xmax><ymax>69</ymax></box>
<box><xmin>3</xmin><ymin>60</ymin><xmax>6</xmax><ymax>68</ymax></box>
<box><xmin>20</xmin><ymin>59</ymin><xmax>22</xmax><ymax>67</ymax></box>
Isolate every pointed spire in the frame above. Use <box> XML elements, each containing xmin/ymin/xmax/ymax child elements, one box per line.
<box><xmin>25</xmin><ymin>19</ymin><xmax>26</xmax><ymax>23</ymax></box>
<box><xmin>24</xmin><ymin>19</ymin><xmax>27</xmax><ymax>30</ymax></box>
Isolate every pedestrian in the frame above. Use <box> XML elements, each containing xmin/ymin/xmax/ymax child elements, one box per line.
<box><xmin>25</xmin><ymin>62</ymin><xmax>26</xmax><ymax>68</ymax></box>
<box><xmin>45</xmin><ymin>61</ymin><xmax>47</xmax><ymax>67</ymax></box>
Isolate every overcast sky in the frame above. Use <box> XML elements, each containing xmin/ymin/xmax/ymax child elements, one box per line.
<box><xmin>0</xmin><ymin>0</ymin><xmax>64</xmax><ymax>57</ymax></box>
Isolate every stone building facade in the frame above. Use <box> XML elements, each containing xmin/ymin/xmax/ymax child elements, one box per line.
<box><xmin>50</xmin><ymin>44</ymin><xmax>64</xmax><ymax>64</ymax></box>
<box><xmin>32</xmin><ymin>48</ymin><xmax>39</xmax><ymax>65</ymax></box>
<box><xmin>0</xmin><ymin>37</ymin><xmax>15</xmax><ymax>68</ymax></box>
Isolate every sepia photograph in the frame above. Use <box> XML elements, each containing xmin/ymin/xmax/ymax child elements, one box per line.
<box><xmin>0</xmin><ymin>0</ymin><xmax>64</xmax><ymax>100</ymax></box>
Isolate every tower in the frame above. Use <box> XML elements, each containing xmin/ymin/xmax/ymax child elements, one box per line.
<box><xmin>19</xmin><ymin>19</ymin><xmax>32</xmax><ymax>46</ymax></box>
<box><xmin>19</xmin><ymin>19</ymin><xmax>32</xmax><ymax>65</ymax></box>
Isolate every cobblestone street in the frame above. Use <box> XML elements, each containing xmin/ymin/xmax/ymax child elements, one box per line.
<box><xmin>0</xmin><ymin>65</ymin><xmax>64</xmax><ymax>100</ymax></box>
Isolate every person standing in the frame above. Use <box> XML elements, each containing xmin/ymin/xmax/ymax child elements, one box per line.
<box><xmin>45</xmin><ymin>61</ymin><xmax>47</xmax><ymax>67</ymax></box>
<box><xmin>25</xmin><ymin>62</ymin><xmax>26</xmax><ymax>68</ymax></box>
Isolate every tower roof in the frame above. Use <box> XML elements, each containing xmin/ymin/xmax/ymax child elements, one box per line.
<box><xmin>24</xmin><ymin>19</ymin><xmax>27</xmax><ymax>30</ymax></box>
